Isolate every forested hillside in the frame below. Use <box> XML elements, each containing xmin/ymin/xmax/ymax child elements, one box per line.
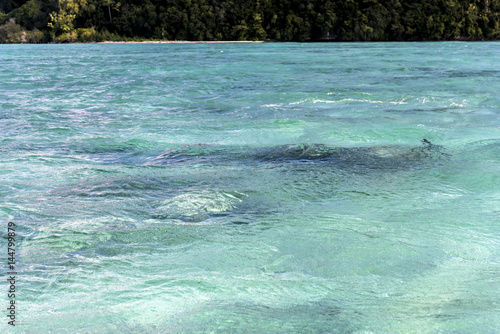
<box><xmin>1</xmin><ymin>0</ymin><xmax>500</xmax><ymax>42</ymax></box>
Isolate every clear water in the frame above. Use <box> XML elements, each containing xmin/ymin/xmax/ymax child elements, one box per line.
<box><xmin>1</xmin><ymin>42</ymin><xmax>499</xmax><ymax>333</ymax></box>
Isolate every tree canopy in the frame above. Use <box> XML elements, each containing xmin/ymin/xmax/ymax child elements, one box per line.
<box><xmin>1</xmin><ymin>0</ymin><xmax>500</xmax><ymax>42</ymax></box>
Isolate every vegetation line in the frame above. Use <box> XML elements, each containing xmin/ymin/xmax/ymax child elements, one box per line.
<box><xmin>1</xmin><ymin>0</ymin><xmax>500</xmax><ymax>43</ymax></box>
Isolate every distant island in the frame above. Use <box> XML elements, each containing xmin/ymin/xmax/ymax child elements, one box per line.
<box><xmin>1</xmin><ymin>0</ymin><xmax>500</xmax><ymax>43</ymax></box>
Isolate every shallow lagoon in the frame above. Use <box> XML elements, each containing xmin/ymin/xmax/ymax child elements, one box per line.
<box><xmin>1</xmin><ymin>42</ymin><xmax>500</xmax><ymax>332</ymax></box>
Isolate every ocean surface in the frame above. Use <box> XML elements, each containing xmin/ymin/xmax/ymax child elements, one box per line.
<box><xmin>1</xmin><ymin>42</ymin><xmax>499</xmax><ymax>333</ymax></box>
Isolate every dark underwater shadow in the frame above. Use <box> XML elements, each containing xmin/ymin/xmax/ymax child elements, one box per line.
<box><xmin>145</xmin><ymin>139</ymin><xmax>450</xmax><ymax>171</ymax></box>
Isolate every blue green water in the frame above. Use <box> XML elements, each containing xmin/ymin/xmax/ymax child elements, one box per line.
<box><xmin>1</xmin><ymin>42</ymin><xmax>500</xmax><ymax>333</ymax></box>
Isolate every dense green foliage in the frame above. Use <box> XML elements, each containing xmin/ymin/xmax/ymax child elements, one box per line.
<box><xmin>1</xmin><ymin>0</ymin><xmax>500</xmax><ymax>42</ymax></box>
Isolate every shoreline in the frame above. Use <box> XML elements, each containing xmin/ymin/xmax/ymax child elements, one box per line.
<box><xmin>98</xmin><ymin>40</ymin><xmax>268</xmax><ymax>44</ymax></box>
<box><xmin>5</xmin><ymin>39</ymin><xmax>497</xmax><ymax>45</ymax></box>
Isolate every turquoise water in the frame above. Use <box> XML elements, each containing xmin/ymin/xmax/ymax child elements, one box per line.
<box><xmin>1</xmin><ymin>42</ymin><xmax>500</xmax><ymax>333</ymax></box>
